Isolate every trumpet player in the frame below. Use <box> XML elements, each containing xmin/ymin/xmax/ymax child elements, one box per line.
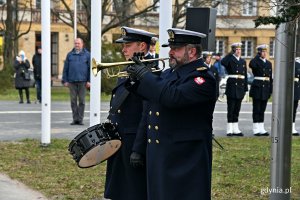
<box><xmin>249</xmin><ymin>44</ymin><xmax>272</xmax><ymax>136</ymax></box>
<box><xmin>104</xmin><ymin>26</ymin><xmax>157</xmax><ymax>200</ymax></box>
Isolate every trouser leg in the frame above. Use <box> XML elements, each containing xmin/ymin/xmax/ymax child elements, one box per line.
<box><xmin>18</xmin><ymin>89</ymin><xmax>23</xmax><ymax>103</ymax></box>
<box><xmin>25</xmin><ymin>88</ymin><xmax>30</xmax><ymax>103</ymax></box>
<box><xmin>77</xmin><ymin>82</ymin><xmax>86</xmax><ymax>122</ymax></box>
<box><xmin>69</xmin><ymin>83</ymin><xmax>79</xmax><ymax>122</ymax></box>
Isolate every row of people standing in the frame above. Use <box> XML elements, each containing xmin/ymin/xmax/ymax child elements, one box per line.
<box><xmin>220</xmin><ymin>43</ymin><xmax>300</xmax><ymax>136</ymax></box>
<box><xmin>14</xmin><ymin>46</ymin><xmax>42</xmax><ymax>104</ymax></box>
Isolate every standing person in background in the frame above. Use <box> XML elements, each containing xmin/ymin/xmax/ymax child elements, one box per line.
<box><xmin>213</xmin><ymin>52</ymin><xmax>226</xmax><ymax>78</ymax></box>
<box><xmin>249</xmin><ymin>44</ymin><xmax>272</xmax><ymax>136</ymax></box>
<box><xmin>32</xmin><ymin>46</ymin><xmax>42</xmax><ymax>103</ymax></box>
<box><xmin>149</xmin><ymin>37</ymin><xmax>159</xmax><ymax>59</ymax></box>
<box><xmin>292</xmin><ymin>57</ymin><xmax>300</xmax><ymax>136</ymax></box>
<box><xmin>62</xmin><ymin>38</ymin><xmax>90</xmax><ymax>125</ymax></box>
<box><xmin>14</xmin><ymin>50</ymin><xmax>31</xmax><ymax>104</ymax></box>
<box><xmin>104</xmin><ymin>26</ymin><xmax>157</xmax><ymax>200</ymax></box>
<box><xmin>203</xmin><ymin>51</ymin><xmax>219</xmax><ymax>98</ymax></box>
<box><xmin>221</xmin><ymin>42</ymin><xmax>248</xmax><ymax>136</ymax></box>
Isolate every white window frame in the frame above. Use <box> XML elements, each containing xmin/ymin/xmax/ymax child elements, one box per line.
<box><xmin>214</xmin><ymin>0</ymin><xmax>228</xmax><ymax>16</ymax></box>
<box><xmin>269</xmin><ymin>38</ymin><xmax>275</xmax><ymax>58</ymax></box>
<box><xmin>215</xmin><ymin>37</ymin><xmax>227</xmax><ymax>56</ymax></box>
<box><xmin>242</xmin><ymin>0</ymin><xmax>257</xmax><ymax>16</ymax></box>
<box><xmin>241</xmin><ymin>38</ymin><xmax>255</xmax><ymax>58</ymax></box>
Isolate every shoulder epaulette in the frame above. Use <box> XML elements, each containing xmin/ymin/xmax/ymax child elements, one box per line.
<box><xmin>196</xmin><ymin>67</ymin><xmax>208</xmax><ymax>71</ymax></box>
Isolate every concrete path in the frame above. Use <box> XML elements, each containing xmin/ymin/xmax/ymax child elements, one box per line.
<box><xmin>0</xmin><ymin>173</ymin><xmax>47</xmax><ymax>200</ymax></box>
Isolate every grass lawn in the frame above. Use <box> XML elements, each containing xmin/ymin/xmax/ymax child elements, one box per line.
<box><xmin>0</xmin><ymin>87</ymin><xmax>111</xmax><ymax>102</ymax></box>
<box><xmin>0</xmin><ymin>138</ymin><xmax>299</xmax><ymax>200</ymax></box>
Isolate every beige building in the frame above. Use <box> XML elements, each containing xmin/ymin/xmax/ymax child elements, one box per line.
<box><xmin>0</xmin><ymin>0</ymin><xmax>276</xmax><ymax>80</ymax></box>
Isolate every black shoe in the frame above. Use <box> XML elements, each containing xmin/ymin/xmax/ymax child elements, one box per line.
<box><xmin>254</xmin><ymin>133</ymin><xmax>262</xmax><ymax>136</ymax></box>
<box><xmin>27</xmin><ymin>101</ymin><xmax>31</xmax><ymax>104</ymax></box>
<box><xmin>70</xmin><ymin>121</ymin><xmax>77</xmax><ymax>125</ymax></box>
<box><xmin>19</xmin><ymin>100</ymin><xmax>24</xmax><ymax>104</ymax></box>
<box><xmin>226</xmin><ymin>133</ymin><xmax>232</xmax><ymax>136</ymax></box>
<box><xmin>292</xmin><ymin>132</ymin><xmax>300</xmax><ymax>136</ymax></box>
<box><xmin>260</xmin><ymin>132</ymin><xmax>269</xmax><ymax>136</ymax></box>
<box><xmin>232</xmin><ymin>132</ymin><xmax>244</xmax><ymax>136</ymax></box>
<box><xmin>77</xmin><ymin>121</ymin><xmax>84</xmax><ymax>125</ymax></box>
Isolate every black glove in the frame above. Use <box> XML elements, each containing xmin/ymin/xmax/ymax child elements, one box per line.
<box><xmin>127</xmin><ymin>56</ymin><xmax>151</xmax><ymax>80</ymax></box>
<box><xmin>130</xmin><ymin>152</ymin><xmax>144</xmax><ymax>168</ymax></box>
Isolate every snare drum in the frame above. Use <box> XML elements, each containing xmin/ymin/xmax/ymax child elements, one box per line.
<box><xmin>68</xmin><ymin>123</ymin><xmax>121</xmax><ymax>168</ymax></box>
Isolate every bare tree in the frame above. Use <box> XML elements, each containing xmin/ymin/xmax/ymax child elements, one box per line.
<box><xmin>51</xmin><ymin>0</ymin><xmax>159</xmax><ymax>49</ymax></box>
<box><xmin>0</xmin><ymin>0</ymin><xmax>33</xmax><ymax>70</ymax></box>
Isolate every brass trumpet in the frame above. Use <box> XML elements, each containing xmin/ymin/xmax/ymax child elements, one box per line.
<box><xmin>92</xmin><ymin>57</ymin><xmax>169</xmax><ymax>77</ymax></box>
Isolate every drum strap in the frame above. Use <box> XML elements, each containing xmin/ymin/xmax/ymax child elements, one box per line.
<box><xmin>109</xmin><ymin>89</ymin><xmax>130</xmax><ymax>116</ymax></box>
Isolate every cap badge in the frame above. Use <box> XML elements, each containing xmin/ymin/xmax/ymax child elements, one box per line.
<box><xmin>121</xmin><ymin>28</ymin><xmax>127</xmax><ymax>36</ymax></box>
<box><xmin>168</xmin><ymin>30</ymin><xmax>175</xmax><ymax>41</ymax></box>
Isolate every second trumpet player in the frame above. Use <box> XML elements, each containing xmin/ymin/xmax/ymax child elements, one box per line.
<box><xmin>103</xmin><ymin>26</ymin><xmax>159</xmax><ymax>200</ymax></box>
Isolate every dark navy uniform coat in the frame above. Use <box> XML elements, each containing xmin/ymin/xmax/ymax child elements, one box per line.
<box><xmin>221</xmin><ymin>54</ymin><xmax>248</xmax><ymax>99</ymax></box>
<box><xmin>134</xmin><ymin>59</ymin><xmax>216</xmax><ymax>200</ymax></box>
<box><xmin>249</xmin><ymin>55</ymin><xmax>273</xmax><ymax>100</ymax></box>
<box><xmin>295</xmin><ymin>62</ymin><xmax>300</xmax><ymax>100</ymax></box>
<box><xmin>104</xmin><ymin>67</ymin><xmax>147</xmax><ymax>200</ymax></box>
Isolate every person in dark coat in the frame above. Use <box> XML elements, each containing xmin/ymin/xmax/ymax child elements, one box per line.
<box><xmin>126</xmin><ymin>28</ymin><xmax>216</xmax><ymax>200</ymax></box>
<box><xmin>221</xmin><ymin>42</ymin><xmax>248</xmax><ymax>136</ymax></box>
<box><xmin>14</xmin><ymin>50</ymin><xmax>31</xmax><ymax>104</ymax></box>
<box><xmin>32</xmin><ymin>46</ymin><xmax>42</xmax><ymax>103</ymax></box>
<box><xmin>62</xmin><ymin>38</ymin><xmax>90</xmax><ymax>125</ymax></box>
<box><xmin>203</xmin><ymin>51</ymin><xmax>219</xmax><ymax>98</ymax></box>
<box><xmin>104</xmin><ymin>26</ymin><xmax>157</xmax><ymax>200</ymax></box>
<box><xmin>249</xmin><ymin>44</ymin><xmax>272</xmax><ymax>136</ymax></box>
<box><xmin>292</xmin><ymin>57</ymin><xmax>300</xmax><ymax>136</ymax></box>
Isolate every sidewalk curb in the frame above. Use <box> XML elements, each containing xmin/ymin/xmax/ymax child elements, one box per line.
<box><xmin>0</xmin><ymin>173</ymin><xmax>47</xmax><ymax>200</ymax></box>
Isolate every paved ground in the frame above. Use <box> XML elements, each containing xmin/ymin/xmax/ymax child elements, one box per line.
<box><xmin>0</xmin><ymin>100</ymin><xmax>298</xmax><ymax>199</ymax></box>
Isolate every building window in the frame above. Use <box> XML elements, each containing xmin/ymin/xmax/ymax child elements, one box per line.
<box><xmin>269</xmin><ymin>38</ymin><xmax>275</xmax><ymax>58</ymax></box>
<box><xmin>214</xmin><ymin>0</ymin><xmax>228</xmax><ymax>16</ymax></box>
<box><xmin>242</xmin><ymin>38</ymin><xmax>255</xmax><ymax>58</ymax></box>
<box><xmin>215</xmin><ymin>37</ymin><xmax>227</xmax><ymax>56</ymax></box>
<box><xmin>242</xmin><ymin>0</ymin><xmax>257</xmax><ymax>16</ymax></box>
<box><xmin>36</xmin><ymin>0</ymin><xmax>41</xmax><ymax>9</ymax></box>
<box><xmin>77</xmin><ymin>0</ymin><xmax>85</xmax><ymax>11</ymax></box>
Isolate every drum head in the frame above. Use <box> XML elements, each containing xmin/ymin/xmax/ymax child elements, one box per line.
<box><xmin>78</xmin><ymin>139</ymin><xmax>121</xmax><ymax>168</ymax></box>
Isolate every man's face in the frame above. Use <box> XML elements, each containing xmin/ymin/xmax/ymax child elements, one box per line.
<box><xmin>169</xmin><ymin>45</ymin><xmax>190</xmax><ymax>69</ymax></box>
<box><xmin>260</xmin><ymin>50</ymin><xmax>267</xmax><ymax>58</ymax></box>
<box><xmin>122</xmin><ymin>42</ymin><xmax>142</xmax><ymax>60</ymax></box>
<box><xmin>150</xmin><ymin>44</ymin><xmax>156</xmax><ymax>53</ymax></box>
<box><xmin>74</xmin><ymin>39</ymin><xmax>83</xmax><ymax>51</ymax></box>
<box><xmin>205</xmin><ymin>55</ymin><xmax>212</xmax><ymax>64</ymax></box>
<box><xmin>234</xmin><ymin>48</ymin><xmax>242</xmax><ymax>57</ymax></box>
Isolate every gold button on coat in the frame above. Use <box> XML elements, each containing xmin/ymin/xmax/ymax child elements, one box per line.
<box><xmin>155</xmin><ymin>126</ymin><xmax>159</xmax><ymax>130</ymax></box>
<box><xmin>156</xmin><ymin>112</ymin><xmax>159</xmax><ymax>116</ymax></box>
<box><xmin>148</xmin><ymin>139</ymin><xmax>151</xmax><ymax>143</ymax></box>
<box><xmin>117</xmin><ymin>109</ymin><xmax>121</xmax><ymax>113</ymax></box>
<box><xmin>148</xmin><ymin>125</ymin><xmax>151</xmax><ymax>129</ymax></box>
<box><xmin>113</xmin><ymin>94</ymin><xmax>115</xmax><ymax>98</ymax></box>
<box><xmin>149</xmin><ymin>111</ymin><xmax>152</xmax><ymax>115</ymax></box>
<box><xmin>156</xmin><ymin>139</ymin><xmax>160</xmax><ymax>144</ymax></box>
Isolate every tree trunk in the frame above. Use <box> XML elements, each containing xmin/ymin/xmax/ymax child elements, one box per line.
<box><xmin>3</xmin><ymin>0</ymin><xmax>15</xmax><ymax>70</ymax></box>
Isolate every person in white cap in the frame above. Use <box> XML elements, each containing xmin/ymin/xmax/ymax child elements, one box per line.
<box><xmin>221</xmin><ymin>42</ymin><xmax>248</xmax><ymax>136</ymax></box>
<box><xmin>249</xmin><ymin>44</ymin><xmax>273</xmax><ymax>136</ymax></box>
<box><xmin>292</xmin><ymin>57</ymin><xmax>300</xmax><ymax>136</ymax></box>
<box><xmin>14</xmin><ymin>50</ymin><xmax>31</xmax><ymax>104</ymax></box>
<box><xmin>203</xmin><ymin>51</ymin><xmax>219</xmax><ymax>99</ymax></box>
